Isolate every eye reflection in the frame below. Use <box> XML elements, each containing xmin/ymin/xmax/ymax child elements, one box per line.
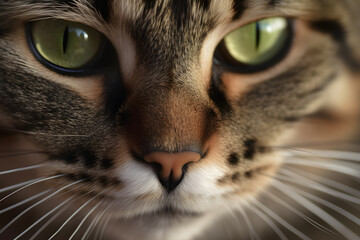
<box><xmin>70</xmin><ymin>28</ymin><xmax>89</xmax><ymax>40</ymax></box>
<box><xmin>258</xmin><ymin>18</ymin><xmax>287</xmax><ymax>32</ymax></box>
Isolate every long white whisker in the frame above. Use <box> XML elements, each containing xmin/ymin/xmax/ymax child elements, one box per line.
<box><xmin>0</xmin><ymin>180</ymin><xmax>83</xmax><ymax>234</ymax></box>
<box><xmin>96</xmin><ymin>209</ymin><xmax>114</xmax><ymax>240</ymax></box>
<box><xmin>249</xmin><ymin>202</ymin><xmax>288</xmax><ymax>240</ymax></box>
<box><xmin>1</xmin><ymin>128</ymin><xmax>91</xmax><ymax>138</ymax></box>
<box><xmin>69</xmin><ymin>197</ymin><xmax>105</xmax><ymax>240</ymax></box>
<box><xmin>269</xmin><ymin>140</ymin><xmax>360</xmax><ymax>150</ymax></box>
<box><xmin>81</xmin><ymin>202</ymin><xmax>116</xmax><ymax>240</ymax></box>
<box><xmin>236</xmin><ymin>206</ymin><xmax>259</xmax><ymax>240</ymax></box>
<box><xmin>0</xmin><ymin>177</ymin><xmax>45</xmax><ymax>193</ymax></box>
<box><xmin>290</xmin><ymin>185</ymin><xmax>360</xmax><ymax>225</ymax></box>
<box><xmin>284</xmin><ymin>167</ymin><xmax>360</xmax><ymax>197</ymax></box>
<box><xmin>0</xmin><ymin>149</ymin><xmax>43</xmax><ymax>153</ymax></box>
<box><xmin>29</xmin><ymin>201</ymin><xmax>72</xmax><ymax>240</ymax></box>
<box><xmin>0</xmin><ymin>174</ymin><xmax>63</xmax><ymax>202</ymax></box>
<box><xmin>288</xmin><ymin>149</ymin><xmax>360</xmax><ymax>162</ymax></box>
<box><xmin>49</xmin><ymin>189</ymin><xmax>106</xmax><ymax>240</ymax></box>
<box><xmin>0</xmin><ymin>164</ymin><xmax>45</xmax><ymax>175</ymax></box>
<box><xmin>272</xmin><ymin>179</ymin><xmax>359</xmax><ymax>239</ymax></box>
<box><xmin>262</xmin><ymin>189</ymin><xmax>338</xmax><ymax>237</ymax></box>
<box><xmin>218</xmin><ymin>198</ymin><xmax>244</xmax><ymax>238</ymax></box>
<box><xmin>0</xmin><ymin>151</ymin><xmax>47</xmax><ymax>159</ymax></box>
<box><xmin>0</xmin><ymin>190</ymin><xmax>50</xmax><ymax>214</ymax></box>
<box><xmin>251</xmin><ymin>198</ymin><xmax>311</xmax><ymax>240</ymax></box>
<box><xmin>281</xmin><ymin>158</ymin><xmax>359</xmax><ymax>177</ymax></box>
<box><xmin>13</xmin><ymin>195</ymin><xmax>76</xmax><ymax>240</ymax></box>
<box><xmin>278</xmin><ymin>168</ymin><xmax>360</xmax><ymax>204</ymax></box>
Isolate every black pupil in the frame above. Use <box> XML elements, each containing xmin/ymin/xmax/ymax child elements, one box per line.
<box><xmin>62</xmin><ymin>26</ymin><xmax>69</xmax><ymax>54</ymax></box>
<box><xmin>255</xmin><ymin>22</ymin><xmax>260</xmax><ymax>50</ymax></box>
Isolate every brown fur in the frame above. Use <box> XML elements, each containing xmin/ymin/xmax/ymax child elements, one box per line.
<box><xmin>0</xmin><ymin>0</ymin><xmax>359</xmax><ymax>239</ymax></box>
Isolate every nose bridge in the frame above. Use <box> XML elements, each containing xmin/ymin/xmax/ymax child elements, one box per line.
<box><xmin>127</xmin><ymin>81</ymin><xmax>208</xmax><ymax>153</ymax></box>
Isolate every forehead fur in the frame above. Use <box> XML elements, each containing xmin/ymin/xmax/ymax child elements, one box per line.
<box><xmin>0</xmin><ymin>0</ymin><xmax>348</xmax><ymax>28</ymax></box>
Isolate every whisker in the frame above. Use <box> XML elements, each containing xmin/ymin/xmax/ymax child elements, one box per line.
<box><xmin>28</xmin><ymin>190</ymin><xmax>92</xmax><ymax>240</ymax></box>
<box><xmin>49</xmin><ymin>189</ymin><xmax>106</xmax><ymax>240</ymax></box>
<box><xmin>218</xmin><ymin>198</ymin><xmax>244</xmax><ymax>238</ymax></box>
<box><xmin>13</xmin><ymin>195</ymin><xmax>76</xmax><ymax>240</ymax></box>
<box><xmin>251</xmin><ymin>198</ymin><xmax>311</xmax><ymax>240</ymax></box>
<box><xmin>96</xmin><ymin>209</ymin><xmax>113</xmax><ymax>240</ymax></box>
<box><xmin>281</xmin><ymin>158</ymin><xmax>359</xmax><ymax>177</ymax></box>
<box><xmin>272</xmin><ymin>179</ymin><xmax>359</xmax><ymax>240</ymax></box>
<box><xmin>0</xmin><ymin>177</ymin><xmax>45</xmax><ymax>193</ymax></box>
<box><xmin>268</xmin><ymin>140</ymin><xmax>360</xmax><ymax>150</ymax></box>
<box><xmin>81</xmin><ymin>202</ymin><xmax>116</xmax><ymax>240</ymax></box>
<box><xmin>0</xmin><ymin>180</ymin><xmax>83</xmax><ymax>234</ymax></box>
<box><xmin>0</xmin><ymin>127</ymin><xmax>91</xmax><ymax>138</ymax></box>
<box><xmin>249</xmin><ymin>203</ymin><xmax>288</xmax><ymax>240</ymax></box>
<box><xmin>236</xmin><ymin>206</ymin><xmax>259</xmax><ymax>240</ymax></box>
<box><xmin>286</xmin><ymin>149</ymin><xmax>360</xmax><ymax>162</ymax></box>
<box><xmin>262</xmin><ymin>189</ymin><xmax>339</xmax><ymax>237</ymax></box>
<box><xmin>0</xmin><ymin>174</ymin><xmax>64</xmax><ymax>202</ymax></box>
<box><xmin>285</xmin><ymin>167</ymin><xmax>360</xmax><ymax>196</ymax></box>
<box><xmin>29</xmin><ymin>200</ymin><xmax>72</xmax><ymax>240</ymax></box>
<box><xmin>0</xmin><ymin>150</ymin><xmax>47</xmax><ymax>159</ymax></box>
<box><xmin>278</xmin><ymin>169</ymin><xmax>360</xmax><ymax>204</ymax></box>
<box><xmin>0</xmin><ymin>190</ymin><xmax>50</xmax><ymax>215</ymax></box>
<box><xmin>69</xmin><ymin>197</ymin><xmax>106</xmax><ymax>240</ymax></box>
<box><xmin>289</xmin><ymin>185</ymin><xmax>360</xmax><ymax>225</ymax></box>
<box><xmin>0</xmin><ymin>163</ymin><xmax>46</xmax><ymax>175</ymax></box>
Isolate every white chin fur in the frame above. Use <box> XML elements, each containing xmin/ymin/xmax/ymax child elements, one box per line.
<box><xmin>112</xmin><ymin>160</ymin><xmax>230</xmax><ymax>217</ymax></box>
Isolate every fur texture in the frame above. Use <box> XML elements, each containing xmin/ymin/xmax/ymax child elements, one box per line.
<box><xmin>0</xmin><ymin>0</ymin><xmax>359</xmax><ymax>239</ymax></box>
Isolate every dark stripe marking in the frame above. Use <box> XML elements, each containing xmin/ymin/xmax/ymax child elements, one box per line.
<box><xmin>283</xmin><ymin>116</ymin><xmax>301</xmax><ymax>122</ymax></box>
<box><xmin>231</xmin><ymin>172</ymin><xmax>241</xmax><ymax>181</ymax></box>
<box><xmin>171</xmin><ymin>0</ymin><xmax>191</xmax><ymax>30</ymax></box>
<box><xmin>195</xmin><ymin>0</ymin><xmax>211</xmax><ymax>11</ymax></box>
<box><xmin>62</xmin><ymin>172</ymin><xmax>121</xmax><ymax>186</ymax></box>
<box><xmin>209</xmin><ymin>69</ymin><xmax>232</xmax><ymax>115</ymax></box>
<box><xmin>243</xmin><ymin>139</ymin><xmax>257</xmax><ymax>159</ymax></box>
<box><xmin>245</xmin><ymin>170</ymin><xmax>253</xmax><ymax>178</ymax></box>
<box><xmin>104</xmin><ymin>68</ymin><xmax>127</xmax><ymax>118</ymax></box>
<box><xmin>232</xmin><ymin>0</ymin><xmax>247</xmax><ymax>20</ymax></box>
<box><xmin>228</xmin><ymin>152</ymin><xmax>240</xmax><ymax>165</ymax></box>
<box><xmin>54</xmin><ymin>0</ymin><xmax>76</xmax><ymax>7</ymax></box>
<box><xmin>142</xmin><ymin>0</ymin><xmax>156</xmax><ymax>12</ymax></box>
<box><xmin>267</xmin><ymin>0</ymin><xmax>282</xmax><ymax>7</ymax></box>
<box><xmin>82</xmin><ymin>150</ymin><xmax>97</xmax><ymax>168</ymax></box>
<box><xmin>93</xmin><ymin>0</ymin><xmax>112</xmax><ymax>22</ymax></box>
<box><xmin>62</xmin><ymin>152</ymin><xmax>78</xmax><ymax>164</ymax></box>
<box><xmin>310</xmin><ymin>20</ymin><xmax>360</xmax><ymax>72</ymax></box>
<box><xmin>101</xmin><ymin>158</ymin><xmax>114</xmax><ymax>169</ymax></box>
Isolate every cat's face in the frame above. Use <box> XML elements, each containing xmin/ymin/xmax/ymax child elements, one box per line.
<box><xmin>0</xmin><ymin>0</ymin><xmax>359</xmax><ymax>239</ymax></box>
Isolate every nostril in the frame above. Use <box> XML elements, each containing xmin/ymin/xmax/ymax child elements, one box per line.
<box><xmin>148</xmin><ymin>161</ymin><xmax>162</xmax><ymax>174</ymax></box>
<box><xmin>144</xmin><ymin>151</ymin><xmax>201</xmax><ymax>179</ymax></box>
<box><xmin>158</xmin><ymin>174</ymin><xmax>183</xmax><ymax>193</ymax></box>
<box><xmin>143</xmin><ymin>151</ymin><xmax>201</xmax><ymax>192</ymax></box>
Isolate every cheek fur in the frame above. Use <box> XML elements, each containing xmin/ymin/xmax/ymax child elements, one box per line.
<box><xmin>0</xmin><ymin>0</ymin><xmax>359</xmax><ymax>239</ymax></box>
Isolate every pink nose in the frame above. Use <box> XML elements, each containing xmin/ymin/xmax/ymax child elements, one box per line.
<box><xmin>144</xmin><ymin>152</ymin><xmax>201</xmax><ymax>180</ymax></box>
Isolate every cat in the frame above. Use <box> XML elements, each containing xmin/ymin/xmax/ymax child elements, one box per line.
<box><xmin>0</xmin><ymin>0</ymin><xmax>359</xmax><ymax>239</ymax></box>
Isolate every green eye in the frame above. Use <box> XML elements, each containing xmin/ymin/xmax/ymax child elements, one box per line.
<box><xmin>29</xmin><ymin>20</ymin><xmax>108</xmax><ymax>72</ymax></box>
<box><xmin>215</xmin><ymin>17</ymin><xmax>292</xmax><ymax>72</ymax></box>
